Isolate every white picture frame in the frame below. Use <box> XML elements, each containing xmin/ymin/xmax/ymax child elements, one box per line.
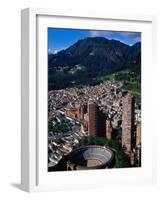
<box><xmin>21</xmin><ymin>8</ymin><xmax>157</xmax><ymax>192</ymax></box>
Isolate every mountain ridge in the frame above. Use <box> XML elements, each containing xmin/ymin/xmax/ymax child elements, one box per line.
<box><xmin>49</xmin><ymin>37</ymin><xmax>140</xmax><ymax>69</ymax></box>
<box><xmin>48</xmin><ymin>37</ymin><xmax>141</xmax><ymax>91</ymax></box>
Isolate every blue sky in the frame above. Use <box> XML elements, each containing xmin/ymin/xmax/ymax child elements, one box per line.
<box><xmin>48</xmin><ymin>28</ymin><xmax>141</xmax><ymax>54</ymax></box>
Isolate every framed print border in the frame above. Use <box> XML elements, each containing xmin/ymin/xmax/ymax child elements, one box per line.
<box><xmin>21</xmin><ymin>8</ymin><xmax>157</xmax><ymax>192</ymax></box>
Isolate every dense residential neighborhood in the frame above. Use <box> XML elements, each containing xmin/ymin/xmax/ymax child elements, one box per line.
<box><xmin>48</xmin><ymin>80</ymin><xmax>141</xmax><ymax>171</ymax></box>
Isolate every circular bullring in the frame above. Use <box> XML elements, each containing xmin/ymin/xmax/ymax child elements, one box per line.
<box><xmin>67</xmin><ymin>145</ymin><xmax>114</xmax><ymax>170</ymax></box>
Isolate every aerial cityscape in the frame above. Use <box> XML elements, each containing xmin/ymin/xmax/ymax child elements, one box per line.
<box><xmin>48</xmin><ymin>28</ymin><xmax>141</xmax><ymax>171</ymax></box>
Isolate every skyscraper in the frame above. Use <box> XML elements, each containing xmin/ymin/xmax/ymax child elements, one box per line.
<box><xmin>136</xmin><ymin>121</ymin><xmax>141</xmax><ymax>146</ymax></box>
<box><xmin>122</xmin><ymin>92</ymin><xmax>135</xmax><ymax>155</ymax></box>
<box><xmin>88</xmin><ymin>101</ymin><xmax>99</xmax><ymax>136</ymax></box>
<box><xmin>80</xmin><ymin>104</ymin><xmax>87</xmax><ymax>121</ymax></box>
<box><xmin>106</xmin><ymin>119</ymin><xmax>113</xmax><ymax>140</ymax></box>
<box><xmin>98</xmin><ymin>110</ymin><xmax>106</xmax><ymax>137</ymax></box>
<box><xmin>135</xmin><ymin>121</ymin><xmax>141</xmax><ymax>166</ymax></box>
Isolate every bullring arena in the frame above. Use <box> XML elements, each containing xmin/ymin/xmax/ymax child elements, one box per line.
<box><xmin>67</xmin><ymin>145</ymin><xmax>114</xmax><ymax>170</ymax></box>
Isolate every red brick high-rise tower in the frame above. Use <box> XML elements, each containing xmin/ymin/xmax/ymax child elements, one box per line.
<box><xmin>88</xmin><ymin>101</ymin><xmax>99</xmax><ymax>136</ymax></box>
<box><xmin>122</xmin><ymin>92</ymin><xmax>135</xmax><ymax>155</ymax></box>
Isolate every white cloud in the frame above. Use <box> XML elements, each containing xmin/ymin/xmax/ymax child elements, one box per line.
<box><xmin>53</xmin><ymin>50</ymin><xmax>58</xmax><ymax>54</ymax></box>
<box><xmin>89</xmin><ymin>30</ymin><xmax>114</xmax><ymax>38</ymax></box>
<box><xmin>48</xmin><ymin>49</ymin><xmax>61</xmax><ymax>54</ymax></box>
<box><xmin>88</xmin><ymin>30</ymin><xmax>141</xmax><ymax>45</ymax></box>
